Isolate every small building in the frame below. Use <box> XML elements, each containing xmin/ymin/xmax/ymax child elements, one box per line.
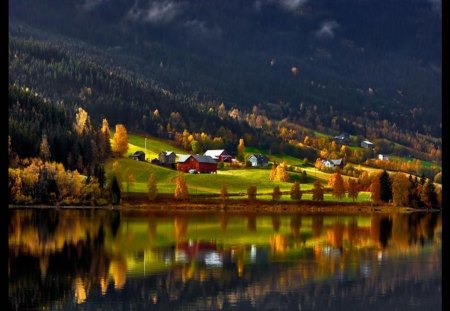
<box><xmin>129</xmin><ymin>151</ymin><xmax>145</xmax><ymax>161</ymax></box>
<box><xmin>378</xmin><ymin>154</ymin><xmax>389</xmax><ymax>161</ymax></box>
<box><xmin>203</xmin><ymin>149</ymin><xmax>232</xmax><ymax>162</ymax></box>
<box><xmin>159</xmin><ymin>151</ymin><xmax>176</xmax><ymax>165</ymax></box>
<box><xmin>321</xmin><ymin>158</ymin><xmax>344</xmax><ymax>169</ymax></box>
<box><xmin>361</xmin><ymin>140</ymin><xmax>374</xmax><ymax>148</ymax></box>
<box><xmin>333</xmin><ymin>132</ymin><xmax>350</xmax><ymax>145</ymax></box>
<box><xmin>247</xmin><ymin>154</ymin><xmax>269</xmax><ymax>167</ymax></box>
<box><xmin>177</xmin><ymin>155</ymin><xmax>217</xmax><ymax>173</ymax></box>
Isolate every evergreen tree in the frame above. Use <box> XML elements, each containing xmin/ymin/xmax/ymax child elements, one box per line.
<box><xmin>111</xmin><ymin>175</ymin><xmax>121</xmax><ymax>204</ymax></box>
<box><xmin>290</xmin><ymin>181</ymin><xmax>302</xmax><ymax>201</ymax></box>
<box><xmin>312</xmin><ymin>181</ymin><xmax>324</xmax><ymax>202</ymax></box>
<box><xmin>379</xmin><ymin>170</ymin><xmax>392</xmax><ymax>203</ymax></box>
<box><xmin>272</xmin><ymin>186</ymin><xmax>282</xmax><ymax>201</ymax></box>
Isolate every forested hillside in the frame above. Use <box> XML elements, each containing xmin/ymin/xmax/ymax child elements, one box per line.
<box><xmin>8</xmin><ymin>0</ymin><xmax>441</xmax><ymax>163</ymax></box>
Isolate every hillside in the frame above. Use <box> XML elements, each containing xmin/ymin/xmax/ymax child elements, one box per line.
<box><xmin>9</xmin><ymin>0</ymin><xmax>441</xmax><ymax>147</ymax></box>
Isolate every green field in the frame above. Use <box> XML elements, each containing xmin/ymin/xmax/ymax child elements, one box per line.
<box><xmin>105</xmin><ymin>158</ymin><xmax>314</xmax><ymax>195</ymax></box>
<box><xmin>105</xmin><ymin>132</ymin><xmax>376</xmax><ymax>201</ymax></box>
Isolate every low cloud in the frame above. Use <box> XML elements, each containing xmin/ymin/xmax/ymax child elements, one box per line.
<box><xmin>184</xmin><ymin>20</ymin><xmax>222</xmax><ymax>38</ymax></box>
<box><xmin>315</xmin><ymin>20</ymin><xmax>339</xmax><ymax>39</ymax></box>
<box><xmin>80</xmin><ymin>0</ymin><xmax>110</xmax><ymax>11</ymax></box>
<box><xmin>126</xmin><ymin>0</ymin><xmax>184</xmax><ymax>25</ymax></box>
<box><xmin>254</xmin><ymin>0</ymin><xmax>308</xmax><ymax>12</ymax></box>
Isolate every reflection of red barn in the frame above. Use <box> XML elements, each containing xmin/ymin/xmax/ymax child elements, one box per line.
<box><xmin>177</xmin><ymin>241</ymin><xmax>217</xmax><ymax>258</ymax></box>
<box><xmin>176</xmin><ymin>155</ymin><xmax>217</xmax><ymax>173</ymax></box>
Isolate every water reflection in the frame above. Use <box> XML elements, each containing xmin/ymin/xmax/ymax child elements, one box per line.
<box><xmin>9</xmin><ymin>210</ymin><xmax>441</xmax><ymax>311</ymax></box>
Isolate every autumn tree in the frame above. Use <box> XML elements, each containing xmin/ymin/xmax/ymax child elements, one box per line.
<box><xmin>347</xmin><ymin>178</ymin><xmax>359</xmax><ymax>202</ymax></box>
<box><xmin>191</xmin><ymin>140</ymin><xmax>201</xmax><ymax>154</ymax></box>
<box><xmin>39</xmin><ymin>134</ymin><xmax>51</xmax><ymax>161</ymax></box>
<box><xmin>220</xmin><ymin>184</ymin><xmax>229</xmax><ymax>202</ymax></box>
<box><xmin>370</xmin><ymin>175</ymin><xmax>381</xmax><ymax>204</ymax></box>
<box><xmin>237</xmin><ymin>138</ymin><xmax>245</xmax><ymax>162</ymax></box>
<box><xmin>174</xmin><ymin>174</ymin><xmax>189</xmax><ymax>200</ymax></box>
<box><xmin>420</xmin><ymin>179</ymin><xmax>438</xmax><ymax>209</ymax></box>
<box><xmin>147</xmin><ymin>173</ymin><xmax>158</xmax><ymax>201</ymax></box>
<box><xmin>391</xmin><ymin>173</ymin><xmax>409</xmax><ymax>206</ymax></box>
<box><xmin>379</xmin><ymin>170</ymin><xmax>392</xmax><ymax>203</ymax></box>
<box><xmin>247</xmin><ymin>185</ymin><xmax>257</xmax><ymax>201</ymax></box>
<box><xmin>312</xmin><ymin>181</ymin><xmax>324</xmax><ymax>201</ymax></box>
<box><xmin>112</xmin><ymin>124</ymin><xmax>128</xmax><ymax>156</ymax></box>
<box><xmin>290</xmin><ymin>181</ymin><xmax>302</xmax><ymax>201</ymax></box>
<box><xmin>272</xmin><ymin>186</ymin><xmax>282</xmax><ymax>201</ymax></box>
<box><xmin>269</xmin><ymin>164</ymin><xmax>276</xmax><ymax>181</ymax></box>
<box><xmin>101</xmin><ymin>118</ymin><xmax>110</xmax><ymax>137</ymax></box>
<box><xmin>74</xmin><ymin>107</ymin><xmax>91</xmax><ymax>135</ymax></box>
<box><xmin>274</xmin><ymin>162</ymin><xmax>290</xmax><ymax>182</ymax></box>
<box><xmin>330</xmin><ymin>171</ymin><xmax>345</xmax><ymax>199</ymax></box>
<box><xmin>358</xmin><ymin>171</ymin><xmax>371</xmax><ymax>190</ymax></box>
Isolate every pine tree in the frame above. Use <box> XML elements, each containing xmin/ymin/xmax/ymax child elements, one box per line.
<box><xmin>379</xmin><ymin>170</ymin><xmax>392</xmax><ymax>203</ymax></box>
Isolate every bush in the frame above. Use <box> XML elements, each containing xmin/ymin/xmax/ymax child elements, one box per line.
<box><xmin>272</xmin><ymin>186</ymin><xmax>282</xmax><ymax>201</ymax></box>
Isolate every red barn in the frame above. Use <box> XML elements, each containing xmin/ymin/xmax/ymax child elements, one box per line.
<box><xmin>176</xmin><ymin>155</ymin><xmax>217</xmax><ymax>173</ymax></box>
<box><xmin>203</xmin><ymin>149</ymin><xmax>232</xmax><ymax>163</ymax></box>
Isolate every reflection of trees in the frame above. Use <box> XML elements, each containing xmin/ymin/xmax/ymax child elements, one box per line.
<box><xmin>312</xmin><ymin>216</ymin><xmax>323</xmax><ymax>238</ymax></box>
<box><xmin>147</xmin><ymin>216</ymin><xmax>158</xmax><ymax>244</ymax></box>
<box><xmin>247</xmin><ymin>215</ymin><xmax>256</xmax><ymax>232</ymax></box>
<box><xmin>269</xmin><ymin>234</ymin><xmax>288</xmax><ymax>254</ymax></box>
<box><xmin>219</xmin><ymin>213</ymin><xmax>228</xmax><ymax>232</ymax></box>
<box><xmin>290</xmin><ymin>215</ymin><xmax>302</xmax><ymax>238</ymax></box>
<box><xmin>109</xmin><ymin>255</ymin><xmax>127</xmax><ymax>289</ymax></box>
<box><xmin>327</xmin><ymin>222</ymin><xmax>345</xmax><ymax>249</ymax></box>
<box><xmin>174</xmin><ymin>217</ymin><xmax>188</xmax><ymax>242</ymax></box>
<box><xmin>272</xmin><ymin>215</ymin><xmax>280</xmax><ymax>233</ymax></box>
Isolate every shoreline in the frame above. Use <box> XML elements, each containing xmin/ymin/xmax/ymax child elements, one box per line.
<box><xmin>8</xmin><ymin>199</ymin><xmax>440</xmax><ymax>214</ymax></box>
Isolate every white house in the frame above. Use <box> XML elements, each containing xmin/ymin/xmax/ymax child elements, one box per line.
<box><xmin>321</xmin><ymin>158</ymin><xmax>344</xmax><ymax>169</ymax></box>
<box><xmin>378</xmin><ymin>154</ymin><xmax>389</xmax><ymax>161</ymax></box>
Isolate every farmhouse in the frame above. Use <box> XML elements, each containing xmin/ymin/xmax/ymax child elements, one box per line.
<box><xmin>247</xmin><ymin>154</ymin><xmax>269</xmax><ymax>167</ymax></box>
<box><xmin>361</xmin><ymin>140</ymin><xmax>374</xmax><ymax>148</ymax></box>
<box><xmin>321</xmin><ymin>158</ymin><xmax>344</xmax><ymax>169</ymax></box>
<box><xmin>129</xmin><ymin>150</ymin><xmax>145</xmax><ymax>161</ymax></box>
<box><xmin>378</xmin><ymin>154</ymin><xmax>389</xmax><ymax>161</ymax></box>
<box><xmin>177</xmin><ymin>155</ymin><xmax>217</xmax><ymax>173</ymax></box>
<box><xmin>333</xmin><ymin>132</ymin><xmax>350</xmax><ymax>145</ymax></box>
<box><xmin>203</xmin><ymin>149</ymin><xmax>232</xmax><ymax>162</ymax></box>
<box><xmin>159</xmin><ymin>151</ymin><xmax>176</xmax><ymax>165</ymax></box>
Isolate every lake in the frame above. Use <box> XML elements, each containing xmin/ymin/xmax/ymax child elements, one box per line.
<box><xmin>9</xmin><ymin>209</ymin><xmax>441</xmax><ymax>311</ymax></box>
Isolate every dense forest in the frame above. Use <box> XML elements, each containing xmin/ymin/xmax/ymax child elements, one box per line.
<box><xmin>8</xmin><ymin>0</ymin><xmax>441</xmax><ymax>181</ymax></box>
<box><xmin>9</xmin><ymin>0</ymin><xmax>441</xmax><ymax>139</ymax></box>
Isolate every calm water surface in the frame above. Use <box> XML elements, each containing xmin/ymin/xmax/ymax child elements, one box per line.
<box><xmin>9</xmin><ymin>209</ymin><xmax>441</xmax><ymax>311</ymax></box>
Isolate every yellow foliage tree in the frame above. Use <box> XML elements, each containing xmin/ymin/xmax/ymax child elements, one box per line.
<box><xmin>392</xmin><ymin>173</ymin><xmax>410</xmax><ymax>206</ymax></box>
<box><xmin>347</xmin><ymin>178</ymin><xmax>359</xmax><ymax>202</ymax></box>
<box><xmin>330</xmin><ymin>171</ymin><xmax>345</xmax><ymax>199</ymax></box>
<box><xmin>370</xmin><ymin>175</ymin><xmax>381</xmax><ymax>204</ymax></box>
<box><xmin>237</xmin><ymin>138</ymin><xmax>245</xmax><ymax>162</ymax></box>
<box><xmin>74</xmin><ymin>107</ymin><xmax>91</xmax><ymax>135</ymax></box>
<box><xmin>39</xmin><ymin>134</ymin><xmax>51</xmax><ymax>161</ymax></box>
<box><xmin>174</xmin><ymin>174</ymin><xmax>189</xmax><ymax>200</ymax></box>
<box><xmin>112</xmin><ymin>124</ymin><xmax>128</xmax><ymax>156</ymax></box>
<box><xmin>147</xmin><ymin>173</ymin><xmax>158</xmax><ymax>201</ymax></box>
<box><xmin>274</xmin><ymin>162</ymin><xmax>289</xmax><ymax>182</ymax></box>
